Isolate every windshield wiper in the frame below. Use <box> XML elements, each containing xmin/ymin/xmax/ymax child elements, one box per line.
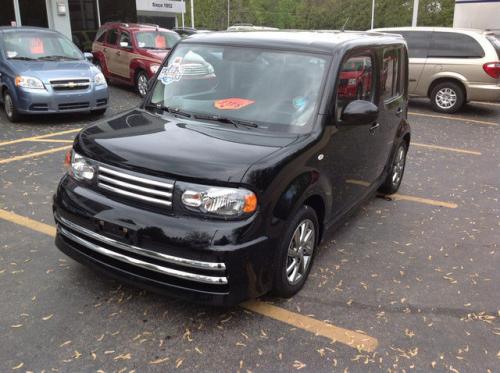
<box><xmin>194</xmin><ymin>114</ymin><xmax>259</xmax><ymax>128</ymax></box>
<box><xmin>8</xmin><ymin>56</ymin><xmax>35</xmax><ymax>61</ymax></box>
<box><xmin>37</xmin><ymin>55</ymin><xmax>80</xmax><ymax>61</ymax></box>
<box><xmin>144</xmin><ymin>103</ymin><xmax>192</xmax><ymax>118</ymax></box>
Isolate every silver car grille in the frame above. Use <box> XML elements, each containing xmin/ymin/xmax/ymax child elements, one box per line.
<box><xmin>97</xmin><ymin>165</ymin><xmax>174</xmax><ymax>208</ymax></box>
<box><xmin>182</xmin><ymin>63</ymin><xmax>210</xmax><ymax>76</ymax></box>
<box><xmin>50</xmin><ymin>78</ymin><xmax>90</xmax><ymax>91</ymax></box>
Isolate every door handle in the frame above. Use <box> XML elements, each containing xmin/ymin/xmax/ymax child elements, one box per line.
<box><xmin>396</xmin><ymin>107</ymin><xmax>403</xmax><ymax>117</ymax></box>
<box><xmin>103</xmin><ymin>47</ymin><xmax>107</xmax><ymax>52</ymax></box>
<box><xmin>369</xmin><ymin>122</ymin><xmax>380</xmax><ymax>135</ymax></box>
<box><xmin>116</xmin><ymin>51</ymin><xmax>121</xmax><ymax>56</ymax></box>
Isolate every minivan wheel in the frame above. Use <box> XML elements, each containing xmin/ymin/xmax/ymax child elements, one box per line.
<box><xmin>272</xmin><ymin>205</ymin><xmax>318</xmax><ymax>298</ymax></box>
<box><xmin>379</xmin><ymin>141</ymin><xmax>408</xmax><ymax>195</ymax></box>
<box><xmin>3</xmin><ymin>91</ymin><xmax>21</xmax><ymax>123</ymax></box>
<box><xmin>430</xmin><ymin>81</ymin><xmax>465</xmax><ymax>114</ymax></box>
<box><xmin>136</xmin><ymin>71</ymin><xmax>148</xmax><ymax>97</ymax></box>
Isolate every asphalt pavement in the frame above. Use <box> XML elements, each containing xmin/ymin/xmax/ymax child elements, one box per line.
<box><xmin>0</xmin><ymin>86</ymin><xmax>499</xmax><ymax>372</ymax></box>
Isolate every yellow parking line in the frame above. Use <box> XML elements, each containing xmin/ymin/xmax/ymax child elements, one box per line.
<box><xmin>242</xmin><ymin>301</ymin><xmax>378</xmax><ymax>352</ymax></box>
<box><xmin>0</xmin><ymin>209</ymin><xmax>56</xmax><ymax>236</ymax></box>
<box><xmin>0</xmin><ymin>128</ymin><xmax>80</xmax><ymax>147</ymax></box>
<box><xmin>412</xmin><ymin>142</ymin><xmax>482</xmax><ymax>155</ymax></box>
<box><xmin>29</xmin><ymin>139</ymin><xmax>75</xmax><ymax>144</ymax></box>
<box><xmin>0</xmin><ymin>145</ymin><xmax>71</xmax><ymax>165</ymax></box>
<box><xmin>381</xmin><ymin>193</ymin><xmax>458</xmax><ymax>209</ymax></box>
<box><xmin>408</xmin><ymin>111</ymin><xmax>498</xmax><ymax>126</ymax></box>
<box><xmin>0</xmin><ymin>208</ymin><xmax>379</xmax><ymax>353</ymax></box>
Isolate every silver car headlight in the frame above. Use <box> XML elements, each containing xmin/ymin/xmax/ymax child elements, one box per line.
<box><xmin>15</xmin><ymin>76</ymin><xmax>45</xmax><ymax>89</ymax></box>
<box><xmin>94</xmin><ymin>72</ymin><xmax>107</xmax><ymax>86</ymax></box>
<box><xmin>181</xmin><ymin>184</ymin><xmax>257</xmax><ymax>217</ymax></box>
<box><xmin>65</xmin><ymin>150</ymin><xmax>95</xmax><ymax>181</ymax></box>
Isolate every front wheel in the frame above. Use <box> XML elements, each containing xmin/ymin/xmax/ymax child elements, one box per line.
<box><xmin>378</xmin><ymin>141</ymin><xmax>408</xmax><ymax>195</ymax></box>
<box><xmin>135</xmin><ymin>71</ymin><xmax>148</xmax><ymax>98</ymax></box>
<box><xmin>430</xmin><ymin>81</ymin><xmax>465</xmax><ymax>114</ymax></box>
<box><xmin>272</xmin><ymin>205</ymin><xmax>319</xmax><ymax>298</ymax></box>
<box><xmin>3</xmin><ymin>91</ymin><xmax>21</xmax><ymax>123</ymax></box>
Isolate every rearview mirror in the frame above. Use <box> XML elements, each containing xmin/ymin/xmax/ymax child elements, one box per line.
<box><xmin>83</xmin><ymin>52</ymin><xmax>93</xmax><ymax>62</ymax></box>
<box><xmin>341</xmin><ymin>100</ymin><xmax>379</xmax><ymax>125</ymax></box>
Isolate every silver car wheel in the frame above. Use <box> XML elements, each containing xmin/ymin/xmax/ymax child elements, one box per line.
<box><xmin>435</xmin><ymin>87</ymin><xmax>457</xmax><ymax>109</ymax></box>
<box><xmin>286</xmin><ymin>219</ymin><xmax>315</xmax><ymax>285</ymax></box>
<box><xmin>4</xmin><ymin>94</ymin><xmax>13</xmax><ymax>118</ymax></box>
<box><xmin>391</xmin><ymin>145</ymin><xmax>406</xmax><ymax>186</ymax></box>
<box><xmin>137</xmin><ymin>73</ymin><xmax>148</xmax><ymax>97</ymax></box>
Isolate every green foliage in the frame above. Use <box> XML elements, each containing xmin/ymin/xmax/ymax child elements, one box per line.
<box><xmin>180</xmin><ymin>0</ymin><xmax>454</xmax><ymax>30</ymax></box>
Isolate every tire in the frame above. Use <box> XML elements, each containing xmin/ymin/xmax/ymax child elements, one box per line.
<box><xmin>91</xmin><ymin>108</ymin><xmax>107</xmax><ymax>116</ymax></box>
<box><xmin>430</xmin><ymin>81</ymin><xmax>465</xmax><ymax>114</ymax></box>
<box><xmin>271</xmin><ymin>205</ymin><xmax>319</xmax><ymax>298</ymax></box>
<box><xmin>3</xmin><ymin>91</ymin><xmax>21</xmax><ymax>123</ymax></box>
<box><xmin>378</xmin><ymin>141</ymin><xmax>408</xmax><ymax>195</ymax></box>
<box><xmin>135</xmin><ymin>70</ymin><xmax>148</xmax><ymax>98</ymax></box>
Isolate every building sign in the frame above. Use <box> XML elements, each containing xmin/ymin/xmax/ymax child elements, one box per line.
<box><xmin>136</xmin><ymin>0</ymin><xmax>186</xmax><ymax>13</ymax></box>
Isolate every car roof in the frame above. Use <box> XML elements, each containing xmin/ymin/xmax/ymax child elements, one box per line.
<box><xmin>0</xmin><ymin>26</ymin><xmax>59</xmax><ymax>34</ymax></box>
<box><xmin>102</xmin><ymin>22</ymin><xmax>176</xmax><ymax>33</ymax></box>
<box><xmin>373</xmin><ymin>26</ymin><xmax>488</xmax><ymax>35</ymax></box>
<box><xmin>181</xmin><ymin>30</ymin><xmax>404</xmax><ymax>54</ymax></box>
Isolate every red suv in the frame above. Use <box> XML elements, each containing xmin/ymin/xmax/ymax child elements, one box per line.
<box><xmin>338</xmin><ymin>56</ymin><xmax>373</xmax><ymax>99</ymax></box>
<box><xmin>92</xmin><ymin>23</ymin><xmax>180</xmax><ymax>96</ymax></box>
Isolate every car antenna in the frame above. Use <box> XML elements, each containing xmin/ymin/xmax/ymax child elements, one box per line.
<box><xmin>341</xmin><ymin>17</ymin><xmax>350</xmax><ymax>32</ymax></box>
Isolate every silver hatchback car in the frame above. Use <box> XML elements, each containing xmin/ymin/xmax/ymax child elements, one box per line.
<box><xmin>374</xmin><ymin>27</ymin><xmax>500</xmax><ymax>113</ymax></box>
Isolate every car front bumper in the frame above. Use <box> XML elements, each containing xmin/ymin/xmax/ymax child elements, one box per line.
<box><xmin>15</xmin><ymin>84</ymin><xmax>109</xmax><ymax>114</ymax></box>
<box><xmin>53</xmin><ymin>175</ymin><xmax>275</xmax><ymax>306</ymax></box>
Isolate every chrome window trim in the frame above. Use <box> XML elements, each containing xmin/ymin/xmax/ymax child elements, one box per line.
<box><xmin>98</xmin><ymin>183</ymin><xmax>172</xmax><ymax>207</ymax></box>
<box><xmin>58</xmin><ymin>226</ymin><xmax>228</xmax><ymax>285</ymax></box>
<box><xmin>99</xmin><ymin>166</ymin><xmax>173</xmax><ymax>189</ymax></box>
<box><xmin>98</xmin><ymin>174</ymin><xmax>173</xmax><ymax>198</ymax></box>
<box><xmin>56</xmin><ymin>215</ymin><xmax>226</xmax><ymax>271</ymax></box>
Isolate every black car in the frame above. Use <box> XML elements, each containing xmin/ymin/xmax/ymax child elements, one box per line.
<box><xmin>53</xmin><ymin>31</ymin><xmax>410</xmax><ymax>306</ymax></box>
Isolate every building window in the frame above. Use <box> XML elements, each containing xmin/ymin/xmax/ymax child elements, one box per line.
<box><xmin>99</xmin><ymin>0</ymin><xmax>137</xmax><ymax>24</ymax></box>
<box><xmin>0</xmin><ymin>0</ymin><xmax>16</xmax><ymax>26</ymax></box>
<box><xmin>19</xmin><ymin>0</ymin><xmax>48</xmax><ymax>28</ymax></box>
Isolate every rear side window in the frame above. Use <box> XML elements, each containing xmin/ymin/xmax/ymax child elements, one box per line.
<box><xmin>486</xmin><ymin>35</ymin><xmax>500</xmax><ymax>59</ymax></box>
<box><xmin>396</xmin><ymin>31</ymin><xmax>431</xmax><ymax>58</ymax></box>
<box><xmin>428</xmin><ymin>32</ymin><xmax>485</xmax><ymax>58</ymax></box>
<box><xmin>107</xmin><ymin>28</ymin><xmax>118</xmax><ymax>46</ymax></box>
<box><xmin>119</xmin><ymin>31</ymin><xmax>131</xmax><ymax>48</ymax></box>
<box><xmin>95</xmin><ymin>28</ymin><xmax>107</xmax><ymax>43</ymax></box>
<box><xmin>382</xmin><ymin>48</ymin><xmax>402</xmax><ymax>100</ymax></box>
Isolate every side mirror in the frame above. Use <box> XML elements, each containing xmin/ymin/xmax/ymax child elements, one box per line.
<box><xmin>341</xmin><ymin>100</ymin><xmax>379</xmax><ymax>125</ymax></box>
<box><xmin>83</xmin><ymin>52</ymin><xmax>93</xmax><ymax>62</ymax></box>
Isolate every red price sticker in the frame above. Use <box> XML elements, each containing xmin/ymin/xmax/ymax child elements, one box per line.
<box><xmin>214</xmin><ymin>98</ymin><xmax>255</xmax><ymax>110</ymax></box>
<box><xmin>155</xmin><ymin>35</ymin><xmax>166</xmax><ymax>49</ymax></box>
<box><xmin>30</xmin><ymin>38</ymin><xmax>45</xmax><ymax>54</ymax></box>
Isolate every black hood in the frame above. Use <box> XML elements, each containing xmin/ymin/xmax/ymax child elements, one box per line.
<box><xmin>76</xmin><ymin>109</ymin><xmax>297</xmax><ymax>184</ymax></box>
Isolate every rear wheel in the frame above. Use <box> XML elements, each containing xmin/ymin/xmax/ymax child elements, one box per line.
<box><xmin>3</xmin><ymin>91</ymin><xmax>21</xmax><ymax>123</ymax></box>
<box><xmin>272</xmin><ymin>205</ymin><xmax>319</xmax><ymax>298</ymax></box>
<box><xmin>135</xmin><ymin>70</ymin><xmax>148</xmax><ymax>98</ymax></box>
<box><xmin>430</xmin><ymin>81</ymin><xmax>465</xmax><ymax>114</ymax></box>
<box><xmin>378</xmin><ymin>141</ymin><xmax>408</xmax><ymax>195</ymax></box>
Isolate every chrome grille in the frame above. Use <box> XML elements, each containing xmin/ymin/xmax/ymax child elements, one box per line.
<box><xmin>97</xmin><ymin>166</ymin><xmax>174</xmax><ymax>208</ymax></box>
<box><xmin>50</xmin><ymin>78</ymin><xmax>90</xmax><ymax>91</ymax></box>
<box><xmin>182</xmin><ymin>63</ymin><xmax>210</xmax><ymax>76</ymax></box>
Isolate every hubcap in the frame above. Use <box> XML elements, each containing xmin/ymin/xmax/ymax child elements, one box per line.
<box><xmin>435</xmin><ymin>87</ymin><xmax>457</xmax><ymax>109</ymax></box>
<box><xmin>138</xmin><ymin>74</ymin><xmax>148</xmax><ymax>97</ymax></box>
<box><xmin>4</xmin><ymin>94</ymin><xmax>13</xmax><ymax>118</ymax></box>
<box><xmin>286</xmin><ymin>219</ymin><xmax>315</xmax><ymax>285</ymax></box>
<box><xmin>391</xmin><ymin>145</ymin><xmax>406</xmax><ymax>186</ymax></box>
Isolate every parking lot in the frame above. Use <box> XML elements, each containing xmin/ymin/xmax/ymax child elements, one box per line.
<box><xmin>0</xmin><ymin>85</ymin><xmax>498</xmax><ymax>372</ymax></box>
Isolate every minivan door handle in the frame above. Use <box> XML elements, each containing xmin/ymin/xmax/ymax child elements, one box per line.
<box><xmin>369</xmin><ymin>122</ymin><xmax>380</xmax><ymax>135</ymax></box>
<box><xmin>395</xmin><ymin>107</ymin><xmax>403</xmax><ymax>117</ymax></box>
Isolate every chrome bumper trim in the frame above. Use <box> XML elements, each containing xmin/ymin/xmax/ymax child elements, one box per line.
<box><xmin>56</xmin><ymin>215</ymin><xmax>226</xmax><ymax>271</ymax></box>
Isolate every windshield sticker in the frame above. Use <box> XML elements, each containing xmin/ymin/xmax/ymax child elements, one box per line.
<box><xmin>138</xmin><ymin>41</ymin><xmax>146</xmax><ymax>48</ymax></box>
<box><xmin>6</xmin><ymin>51</ymin><xmax>18</xmax><ymax>58</ymax></box>
<box><xmin>30</xmin><ymin>38</ymin><xmax>45</xmax><ymax>54</ymax></box>
<box><xmin>214</xmin><ymin>98</ymin><xmax>255</xmax><ymax>110</ymax></box>
<box><xmin>155</xmin><ymin>35</ymin><xmax>167</xmax><ymax>49</ymax></box>
<box><xmin>293</xmin><ymin>96</ymin><xmax>310</xmax><ymax>111</ymax></box>
<box><xmin>158</xmin><ymin>57</ymin><xmax>184</xmax><ymax>85</ymax></box>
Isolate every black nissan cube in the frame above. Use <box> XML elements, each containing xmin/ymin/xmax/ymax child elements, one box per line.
<box><xmin>53</xmin><ymin>31</ymin><xmax>410</xmax><ymax>306</ymax></box>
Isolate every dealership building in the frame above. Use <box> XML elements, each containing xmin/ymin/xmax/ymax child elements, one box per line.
<box><xmin>0</xmin><ymin>0</ymin><xmax>186</xmax><ymax>50</ymax></box>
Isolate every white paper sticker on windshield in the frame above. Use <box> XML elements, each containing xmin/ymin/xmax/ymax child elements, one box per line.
<box><xmin>6</xmin><ymin>51</ymin><xmax>18</xmax><ymax>58</ymax></box>
<box><xmin>159</xmin><ymin>57</ymin><xmax>184</xmax><ymax>85</ymax></box>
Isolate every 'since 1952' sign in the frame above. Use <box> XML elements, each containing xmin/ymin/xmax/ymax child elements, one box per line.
<box><xmin>136</xmin><ymin>0</ymin><xmax>186</xmax><ymax>13</ymax></box>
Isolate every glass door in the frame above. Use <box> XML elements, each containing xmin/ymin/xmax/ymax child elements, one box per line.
<box><xmin>19</xmin><ymin>0</ymin><xmax>48</xmax><ymax>27</ymax></box>
<box><xmin>69</xmin><ymin>0</ymin><xmax>99</xmax><ymax>51</ymax></box>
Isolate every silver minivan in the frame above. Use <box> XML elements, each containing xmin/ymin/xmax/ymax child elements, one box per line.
<box><xmin>374</xmin><ymin>27</ymin><xmax>500</xmax><ymax>113</ymax></box>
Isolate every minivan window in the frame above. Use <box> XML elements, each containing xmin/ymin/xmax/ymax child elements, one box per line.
<box><xmin>336</xmin><ymin>55</ymin><xmax>374</xmax><ymax>120</ymax></box>
<box><xmin>428</xmin><ymin>32</ymin><xmax>485</xmax><ymax>58</ymax></box>
<box><xmin>486</xmin><ymin>35</ymin><xmax>500</xmax><ymax>59</ymax></box>
<box><xmin>1</xmin><ymin>31</ymin><xmax>83</xmax><ymax>61</ymax></box>
<box><xmin>396</xmin><ymin>31</ymin><xmax>431</xmax><ymax>58</ymax></box>
<box><xmin>382</xmin><ymin>48</ymin><xmax>401</xmax><ymax>100</ymax></box>
<box><xmin>107</xmin><ymin>28</ymin><xmax>118</xmax><ymax>45</ymax></box>
<box><xmin>149</xmin><ymin>44</ymin><xmax>330</xmax><ymax>133</ymax></box>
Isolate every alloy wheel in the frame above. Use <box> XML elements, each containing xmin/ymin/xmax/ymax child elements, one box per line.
<box><xmin>4</xmin><ymin>94</ymin><xmax>13</xmax><ymax>119</ymax></box>
<box><xmin>435</xmin><ymin>87</ymin><xmax>457</xmax><ymax>110</ymax></box>
<box><xmin>286</xmin><ymin>219</ymin><xmax>315</xmax><ymax>285</ymax></box>
<box><xmin>137</xmin><ymin>74</ymin><xmax>148</xmax><ymax>97</ymax></box>
<box><xmin>391</xmin><ymin>145</ymin><xmax>406</xmax><ymax>187</ymax></box>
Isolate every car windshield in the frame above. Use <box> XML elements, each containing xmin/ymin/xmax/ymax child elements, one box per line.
<box><xmin>1</xmin><ymin>31</ymin><xmax>83</xmax><ymax>61</ymax></box>
<box><xmin>148</xmin><ymin>44</ymin><xmax>330</xmax><ymax>133</ymax></box>
<box><xmin>135</xmin><ymin>31</ymin><xmax>180</xmax><ymax>49</ymax></box>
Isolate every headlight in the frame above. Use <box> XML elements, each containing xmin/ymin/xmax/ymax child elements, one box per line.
<box><xmin>94</xmin><ymin>72</ymin><xmax>107</xmax><ymax>86</ymax></box>
<box><xmin>15</xmin><ymin>76</ymin><xmax>44</xmax><ymax>89</ymax></box>
<box><xmin>65</xmin><ymin>150</ymin><xmax>95</xmax><ymax>181</ymax></box>
<box><xmin>150</xmin><ymin>64</ymin><xmax>160</xmax><ymax>74</ymax></box>
<box><xmin>348</xmin><ymin>78</ymin><xmax>357</xmax><ymax>86</ymax></box>
<box><xmin>181</xmin><ymin>184</ymin><xmax>257</xmax><ymax>217</ymax></box>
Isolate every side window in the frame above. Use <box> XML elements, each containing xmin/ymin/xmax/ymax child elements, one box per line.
<box><xmin>336</xmin><ymin>55</ymin><xmax>374</xmax><ymax>120</ymax></box>
<box><xmin>382</xmin><ymin>48</ymin><xmax>401</xmax><ymax>100</ymax></box>
<box><xmin>397</xmin><ymin>31</ymin><xmax>431</xmax><ymax>59</ymax></box>
<box><xmin>107</xmin><ymin>28</ymin><xmax>118</xmax><ymax>46</ymax></box>
<box><xmin>428</xmin><ymin>32</ymin><xmax>485</xmax><ymax>58</ymax></box>
<box><xmin>96</xmin><ymin>29</ymin><xmax>107</xmax><ymax>43</ymax></box>
<box><xmin>119</xmin><ymin>31</ymin><xmax>131</xmax><ymax>48</ymax></box>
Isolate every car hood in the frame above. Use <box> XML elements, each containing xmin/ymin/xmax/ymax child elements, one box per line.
<box><xmin>7</xmin><ymin>60</ymin><xmax>96</xmax><ymax>83</ymax></box>
<box><xmin>75</xmin><ymin>109</ymin><xmax>298</xmax><ymax>183</ymax></box>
